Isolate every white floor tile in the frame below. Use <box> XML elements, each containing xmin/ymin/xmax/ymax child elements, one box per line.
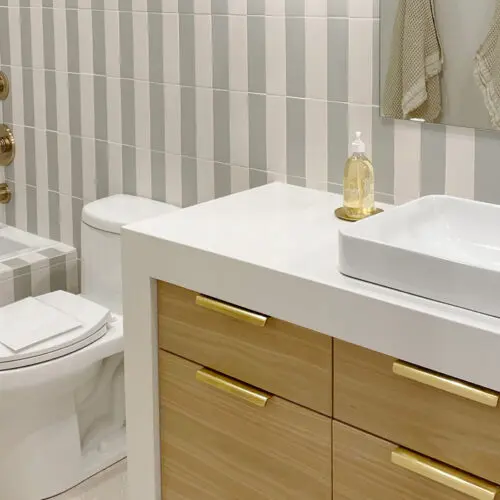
<box><xmin>50</xmin><ymin>460</ymin><xmax>127</xmax><ymax>500</ymax></box>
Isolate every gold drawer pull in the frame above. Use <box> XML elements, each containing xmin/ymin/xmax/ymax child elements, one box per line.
<box><xmin>393</xmin><ymin>361</ymin><xmax>499</xmax><ymax>408</ymax></box>
<box><xmin>196</xmin><ymin>368</ymin><xmax>271</xmax><ymax>408</ymax></box>
<box><xmin>195</xmin><ymin>295</ymin><xmax>268</xmax><ymax>327</ymax></box>
<box><xmin>391</xmin><ymin>448</ymin><xmax>500</xmax><ymax>500</ymax></box>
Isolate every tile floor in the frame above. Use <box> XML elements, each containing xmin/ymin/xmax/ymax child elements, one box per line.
<box><xmin>51</xmin><ymin>460</ymin><xmax>127</xmax><ymax>500</ymax></box>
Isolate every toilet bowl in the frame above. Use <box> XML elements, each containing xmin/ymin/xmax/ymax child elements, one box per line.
<box><xmin>0</xmin><ymin>195</ymin><xmax>178</xmax><ymax>500</ymax></box>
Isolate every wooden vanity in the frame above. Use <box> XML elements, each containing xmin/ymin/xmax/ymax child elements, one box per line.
<box><xmin>157</xmin><ymin>281</ymin><xmax>500</xmax><ymax>500</ymax></box>
<box><xmin>123</xmin><ymin>184</ymin><xmax>500</xmax><ymax>500</ymax></box>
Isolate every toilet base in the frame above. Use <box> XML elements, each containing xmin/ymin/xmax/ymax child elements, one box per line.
<box><xmin>81</xmin><ymin>427</ymin><xmax>126</xmax><ymax>481</ymax></box>
<box><xmin>0</xmin><ymin>350</ymin><xmax>126</xmax><ymax>500</ymax></box>
<box><xmin>55</xmin><ymin>427</ymin><xmax>126</xmax><ymax>499</ymax></box>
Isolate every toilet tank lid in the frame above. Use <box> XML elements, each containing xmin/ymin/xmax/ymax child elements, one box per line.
<box><xmin>82</xmin><ymin>195</ymin><xmax>179</xmax><ymax>234</ymax></box>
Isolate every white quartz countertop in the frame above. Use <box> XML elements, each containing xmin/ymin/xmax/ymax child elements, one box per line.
<box><xmin>125</xmin><ymin>182</ymin><xmax>500</xmax><ymax>390</ymax></box>
<box><xmin>122</xmin><ymin>182</ymin><xmax>500</xmax><ymax>499</ymax></box>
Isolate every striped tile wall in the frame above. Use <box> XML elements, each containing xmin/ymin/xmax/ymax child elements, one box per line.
<box><xmin>0</xmin><ymin>0</ymin><xmax>498</xmax><ymax>252</ymax></box>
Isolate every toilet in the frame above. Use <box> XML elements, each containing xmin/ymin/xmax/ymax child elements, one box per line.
<box><xmin>0</xmin><ymin>195</ymin><xmax>178</xmax><ymax>500</ymax></box>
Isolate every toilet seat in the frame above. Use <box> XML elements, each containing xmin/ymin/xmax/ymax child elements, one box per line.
<box><xmin>0</xmin><ymin>291</ymin><xmax>111</xmax><ymax>371</ymax></box>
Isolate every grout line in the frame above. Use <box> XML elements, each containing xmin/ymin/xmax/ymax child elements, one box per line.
<box><xmin>0</xmin><ymin>64</ymin><xmax>379</xmax><ymax>106</ymax></box>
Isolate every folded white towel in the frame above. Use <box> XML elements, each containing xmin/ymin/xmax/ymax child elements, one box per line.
<box><xmin>0</xmin><ymin>296</ymin><xmax>82</xmax><ymax>352</ymax></box>
<box><xmin>474</xmin><ymin>0</ymin><xmax>500</xmax><ymax>129</ymax></box>
<box><xmin>383</xmin><ymin>0</ymin><xmax>443</xmax><ymax>122</ymax></box>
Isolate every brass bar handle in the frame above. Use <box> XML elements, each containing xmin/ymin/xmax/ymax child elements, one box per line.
<box><xmin>195</xmin><ymin>295</ymin><xmax>268</xmax><ymax>327</ymax></box>
<box><xmin>393</xmin><ymin>361</ymin><xmax>499</xmax><ymax>408</ymax></box>
<box><xmin>391</xmin><ymin>448</ymin><xmax>500</xmax><ymax>500</ymax></box>
<box><xmin>196</xmin><ymin>368</ymin><xmax>271</xmax><ymax>407</ymax></box>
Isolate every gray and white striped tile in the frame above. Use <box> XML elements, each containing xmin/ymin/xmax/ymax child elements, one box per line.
<box><xmin>1</xmin><ymin>0</ymin><xmax>500</xmax><ymax>246</ymax></box>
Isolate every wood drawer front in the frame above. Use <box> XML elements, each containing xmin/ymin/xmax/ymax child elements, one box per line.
<box><xmin>333</xmin><ymin>421</ymin><xmax>500</xmax><ymax>500</ymax></box>
<box><xmin>157</xmin><ymin>281</ymin><xmax>332</xmax><ymax>416</ymax></box>
<box><xmin>334</xmin><ymin>340</ymin><xmax>500</xmax><ymax>484</ymax></box>
<box><xmin>159</xmin><ymin>350</ymin><xmax>332</xmax><ymax>500</ymax></box>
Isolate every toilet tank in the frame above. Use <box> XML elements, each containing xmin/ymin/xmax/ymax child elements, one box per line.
<box><xmin>81</xmin><ymin>195</ymin><xmax>179</xmax><ymax>314</ymax></box>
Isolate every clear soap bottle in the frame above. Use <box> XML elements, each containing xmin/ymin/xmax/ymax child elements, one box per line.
<box><xmin>343</xmin><ymin>132</ymin><xmax>375</xmax><ymax>220</ymax></box>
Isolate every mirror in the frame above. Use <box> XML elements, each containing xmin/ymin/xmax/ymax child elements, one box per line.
<box><xmin>380</xmin><ymin>0</ymin><xmax>500</xmax><ymax>131</ymax></box>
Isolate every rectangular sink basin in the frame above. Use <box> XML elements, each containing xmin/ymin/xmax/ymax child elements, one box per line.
<box><xmin>339</xmin><ymin>195</ymin><xmax>500</xmax><ymax>318</ymax></box>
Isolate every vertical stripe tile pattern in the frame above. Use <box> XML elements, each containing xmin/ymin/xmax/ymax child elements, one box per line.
<box><xmin>1</xmin><ymin>0</ymin><xmax>500</xmax><ymax>253</ymax></box>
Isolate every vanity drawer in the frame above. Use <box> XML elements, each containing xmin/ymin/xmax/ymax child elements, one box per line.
<box><xmin>333</xmin><ymin>421</ymin><xmax>500</xmax><ymax>500</ymax></box>
<box><xmin>159</xmin><ymin>350</ymin><xmax>332</xmax><ymax>500</ymax></box>
<box><xmin>334</xmin><ymin>340</ymin><xmax>500</xmax><ymax>484</ymax></box>
<box><xmin>157</xmin><ymin>281</ymin><xmax>332</xmax><ymax>416</ymax></box>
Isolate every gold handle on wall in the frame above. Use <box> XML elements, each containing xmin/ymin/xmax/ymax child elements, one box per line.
<box><xmin>0</xmin><ymin>71</ymin><xmax>9</xmax><ymax>100</ymax></box>
<box><xmin>392</xmin><ymin>361</ymin><xmax>499</xmax><ymax>408</ymax></box>
<box><xmin>0</xmin><ymin>183</ymin><xmax>11</xmax><ymax>204</ymax></box>
<box><xmin>195</xmin><ymin>295</ymin><xmax>268</xmax><ymax>327</ymax></box>
<box><xmin>391</xmin><ymin>448</ymin><xmax>500</xmax><ymax>500</ymax></box>
<box><xmin>0</xmin><ymin>124</ymin><xmax>15</xmax><ymax>166</ymax></box>
<box><xmin>196</xmin><ymin>368</ymin><xmax>271</xmax><ymax>407</ymax></box>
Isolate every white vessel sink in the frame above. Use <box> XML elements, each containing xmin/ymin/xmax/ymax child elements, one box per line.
<box><xmin>339</xmin><ymin>195</ymin><xmax>500</xmax><ymax>318</ymax></box>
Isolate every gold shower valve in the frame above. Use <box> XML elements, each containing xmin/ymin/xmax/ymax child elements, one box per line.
<box><xmin>0</xmin><ymin>183</ymin><xmax>11</xmax><ymax>204</ymax></box>
<box><xmin>0</xmin><ymin>72</ymin><xmax>9</xmax><ymax>100</ymax></box>
<box><xmin>0</xmin><ymin>125</ymin><xmax>15</xmax><ymax>166</ymax></box>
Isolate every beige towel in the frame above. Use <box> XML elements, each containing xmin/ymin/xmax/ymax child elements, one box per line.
<box><xmin>474</xmin><ymin>0</ymin><xmax>500</xmax><ymax>130</ymax></box>
<box><xmin>383</xmin><ymin>0</ymin><xmax>443</xmax><ymax>122</ymax></box>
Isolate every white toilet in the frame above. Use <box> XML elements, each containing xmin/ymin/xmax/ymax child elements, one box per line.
<box><xmin>0</xmin><ymin>195</ymin><xmax>177</xmax><ymax>500</ymax></box>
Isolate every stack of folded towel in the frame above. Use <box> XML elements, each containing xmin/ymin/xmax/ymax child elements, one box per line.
<box><xmin>0</xmin><ymin>296</ymin><xmax>82</xmax><ymax>352</ymax></box>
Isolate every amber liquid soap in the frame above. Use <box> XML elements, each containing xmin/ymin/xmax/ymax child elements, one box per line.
<box><xmin>343</xmin><ymin>132</ymin><xmax>375</xmax><ymax>220</ymax></box>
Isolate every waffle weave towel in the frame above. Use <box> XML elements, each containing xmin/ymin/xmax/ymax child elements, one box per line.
<box><xmin>383</xmin><ymin>0</ymin><xmax>443</xmax><ymax>122</ymax></box>
<box><xmin>474</xmin><ymin>0</ymin><xmax>500</xmax><ymax>129</ymax></box>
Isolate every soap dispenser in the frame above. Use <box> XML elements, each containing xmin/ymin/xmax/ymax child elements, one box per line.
<box><xmin>335</xmin><ymin>132</ymin><xmax>382</xmax><ymax>222</ymax></box>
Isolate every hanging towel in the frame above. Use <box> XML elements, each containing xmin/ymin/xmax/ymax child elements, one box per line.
<box><xmin>383</xmin><ymin>0</ymin><xmax>443</xmax><ymax>122</ymax></box>
<box><xmin>474</xmin><ymin>0</ymin><xmax>500</xmax><ymax>130</ymax></box>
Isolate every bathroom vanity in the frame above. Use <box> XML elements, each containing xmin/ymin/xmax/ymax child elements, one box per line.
<box><xmin>123</xmin><ymin>183</ymin><xmax>500</xmax><ymax>500</ymax></box>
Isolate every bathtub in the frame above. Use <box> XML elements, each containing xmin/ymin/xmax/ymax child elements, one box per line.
<box><xmin>0</xmin><ymin>224</ymin><xmax>51</xmax><ymax>259</ymax></box>
<box><xmin>0</xmin><ymin>224</ymin><xmax>78</xmax><ymax>306</ymax></box>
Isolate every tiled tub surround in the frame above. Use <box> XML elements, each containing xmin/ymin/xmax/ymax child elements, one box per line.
<box><xmin>0</xmin><ymin>224</ymin><xmax>77</xmax><ymax>306</ymax></box>
<box><xmin>1</xmin><ymin>0</ymin><xmax>498</xmax><ymax>253</ymax></box>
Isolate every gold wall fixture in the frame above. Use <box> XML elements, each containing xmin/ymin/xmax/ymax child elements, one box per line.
<box><xmin>0</xmin><ymin>72</ymin><xmax>9</xmax><ymax>100</ymax></box>
<box><xmin>0</xmin><ymin>183</ymin><xmax>11</xmax><ymax>204</ymax></box>
<box><xmin>0</xmin><ymin>124</ymin><xmax>15</xmax><ymax>166</ymax></box>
